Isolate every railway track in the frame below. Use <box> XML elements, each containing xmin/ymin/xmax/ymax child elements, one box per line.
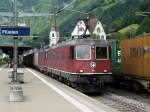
<box><xmin>92</xmin><ymin>91</ymin><xmax>150</xmax><ymax>112</ymax></box>
<box><xmin>42</xmin><ymin>69</ymin><xmax>150</xmax><ymax>112</ymax></box>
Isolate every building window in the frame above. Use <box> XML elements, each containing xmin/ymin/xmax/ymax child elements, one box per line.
<box><xmin>52</xmin><ymin>33</ymin><xmax>55</xmax><ymax>37</ymax></box>
<box><xmin>79</xmin><ymin>27</ymin><xmax>84</xmax><ymax>32</ymax></box>
<box><xmin>97</xmin><ymin>27</ymin><xmax>101</xmax><ymax>33</ymax></box>
<box><xmin>101</xmin><ymin>35</ymin><xmax>105</xmax><ymax>40</ymax></box>
<box><xmin>80</xmin><ymin>21</ymin><xmax>82</xmax><ymax>24</ymax></box>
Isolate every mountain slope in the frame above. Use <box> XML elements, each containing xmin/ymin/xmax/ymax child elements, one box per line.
<box><xmin>0</xmin><ymin>0</ymin><xmax>149</xmax><ymax>44</ymax></box>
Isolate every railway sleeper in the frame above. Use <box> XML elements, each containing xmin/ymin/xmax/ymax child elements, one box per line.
<box><xmin>122</xmin><ymin>79</ymin><xmax>145</xmax><ymax>93</ymax></box>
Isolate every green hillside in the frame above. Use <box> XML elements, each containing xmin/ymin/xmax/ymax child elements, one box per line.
<box><xmin>0</xmin><ymin>0</ymin><xmax>150</xmax><ymax>44</ymax></box>
<box><xmin>118</xmin><ymin>24</ymin><xmax>140</xmax><ymax>37</ymax></box>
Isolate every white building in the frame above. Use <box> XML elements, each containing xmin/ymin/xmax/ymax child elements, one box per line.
<box><xmin>71</xmin><ymin>20</ymin><xmax>90</xmax><ymax>39</ymax></box>
<box><xmin>49</xmin><ymin>20</ymin><xmax>60</xmax><ymax>46</ymax></box>
<box><xmin>71</xmin><ymin>18</ymin><xmax>106</xmax><ymax>40</ymax></box>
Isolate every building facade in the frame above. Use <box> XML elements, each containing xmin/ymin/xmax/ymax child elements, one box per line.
<box><xmin>71</xmin><ymin>18</ymin><xmax>106</xmax><ymax>40</ymax></box>
<box><xmin>49</xmin><ymin>19</ymin><xmax>60</xmax><ymax>46</ymax></box>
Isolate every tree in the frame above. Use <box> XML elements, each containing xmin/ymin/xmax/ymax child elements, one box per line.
<box><xmin>140</xmin><ymin>0</ymin><xmax>150</xmax><ymax>11</ymax></box>
<box><xmin>91</xmin><ymin>34</ymin><xmax>100</xmax><ymax>40</ymax></box>
<box><xmin>137</xmin><ymin>17</ymin><xmax>150</xmax><ymax>35</ymax></box>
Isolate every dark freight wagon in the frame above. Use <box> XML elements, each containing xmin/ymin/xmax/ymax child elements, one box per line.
<box><xmin>111</xmin><ymin>40</ymin><xmax>121</xmax><ymax>76</ymax></box>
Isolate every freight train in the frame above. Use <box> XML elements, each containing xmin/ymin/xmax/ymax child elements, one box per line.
<box><xmin>111</xmin><ymin>36</ymin><xmax>150</xmax><ymax>92</ymax></box>
<box><xmin>23</xmin><ymin>39</ymin><xmax>113</xmax><ymax>92</ymax></box>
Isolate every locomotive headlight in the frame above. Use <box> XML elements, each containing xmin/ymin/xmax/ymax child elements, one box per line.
<box><xmin>79</xmin><ymin>70</ymin><xmax>84</xmax><ymax>73</ymax></box>
<box><xmin>104</xmin><ymin>70</ymin><xmax>108</xmax><ymax>73</ymax></box>
<box><xmin>92</xmin><ymin>45</ymin><xmax>95</xmax><ymax>49</ymax></box>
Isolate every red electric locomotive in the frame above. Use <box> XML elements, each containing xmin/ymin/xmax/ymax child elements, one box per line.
<box><xmin>37</xmin><ymin>39</ymin><xmax>113</xmax><ymax>92</ymax></box>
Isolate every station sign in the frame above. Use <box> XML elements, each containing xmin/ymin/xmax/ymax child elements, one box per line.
<box><xmin>0</xmin><ymin>26</ymin><xmax>30</xmax><ymax>36</ymax></box>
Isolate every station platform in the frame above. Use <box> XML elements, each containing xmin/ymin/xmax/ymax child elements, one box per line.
<box><xmin>0</xmin><ymin>66</ymin><xmax>118</xmax><ymax>112</ymax></box>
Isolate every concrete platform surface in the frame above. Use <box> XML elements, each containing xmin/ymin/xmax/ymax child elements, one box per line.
<box><xmin>0</xmin><ymin>66</ymin><xmax>118</xmax><ymax>112</ymax></box>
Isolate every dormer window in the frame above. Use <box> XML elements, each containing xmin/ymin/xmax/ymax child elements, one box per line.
<box><xmin>79</xmin><ymin>27</ymin><xmax>84</xmax><ymax>32</ymax></box>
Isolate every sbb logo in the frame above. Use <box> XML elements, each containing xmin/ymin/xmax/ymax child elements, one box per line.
<box><xmin>90</xmin><ymin>62</ymin><xmax>96</xmax><ymax>68</ymax></box>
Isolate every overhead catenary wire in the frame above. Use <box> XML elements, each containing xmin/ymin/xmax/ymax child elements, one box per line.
<box><xmin>56</xmin><ymin>0</ymin><xmax>78</xmax><ymax>14</ymax></box>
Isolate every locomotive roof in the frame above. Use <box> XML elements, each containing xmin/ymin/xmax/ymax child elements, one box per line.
<box><xmin>23</xmin><ymin>39</ymin><xmax>114</xmax><ymax>55</ymax></box>
<box><xmin>51</xmin><ymin>38</ymin><xmax>112</xmax><ymax>49</ymax></box>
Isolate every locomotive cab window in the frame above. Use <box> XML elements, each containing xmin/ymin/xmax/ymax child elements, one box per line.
<box><xmin>96</xmin><ymin>47</ymin><xmax>108</xmax><ymax>59</ymax></box>
<box><xmin>70</xmin><ymin>46</ymin><xmax>75</xmax><ymax>60</ymax></box>
<box><xmin>76</xmin><ymin>45</ymin><xmax>91</xmax><ymax>60</ymax></box>
<box><xmin>45</xmin><ymin>51</ymin><xmax>48</xmax><ymax>59</ymax></box>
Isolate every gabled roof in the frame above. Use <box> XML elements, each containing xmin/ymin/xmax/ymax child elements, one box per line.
<box><xmin>79</xmin><ymin>18</ymin><xmax>98</xmax><ymax>33</ymax></box>
<box><xmin>88</xmin><ymin>18</ymin><xmax>98</xmax><ymax>33</ymax></box>
<box><xmin>51</xmin><ymin>26</ymin><xmax>58</xmax><ymax>32</ymax></box>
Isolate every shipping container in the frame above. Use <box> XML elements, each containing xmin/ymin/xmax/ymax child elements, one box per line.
<box><xmin>121</xmin><ymin>35</ymin><xmax>150</xmax><ymax>90</ymax></box>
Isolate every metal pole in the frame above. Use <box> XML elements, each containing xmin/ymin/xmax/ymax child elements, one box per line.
<box><xmin>14</xmin><ymin>38</ymin><xmax>18</xmax><ymax>71</ymax></box>
<box><xmin>13</xmin><ymin>0</ymin><xmax>18</xmax><ymax>82</ymax></box>
<box><xmin>14</xmin><ymin>0</ymin><xmax>17</xmax><ymax>25</ymax></box>
<box><xmin>77</xmin><ymin>24</ymin><xmax>79</xmax><ymax>38</ymax></box>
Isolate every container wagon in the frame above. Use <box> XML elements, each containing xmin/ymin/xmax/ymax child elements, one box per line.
<box><xmin>23</xmin><ymin>49</ymin><xmax>39</xmax><ymax>68</ymax></box>
<box><xmin>121</xmin><ymin>35</ymin><xmax>150</xmax><ymax>91</ymax></box>
<box><xmin>111</xmin><ymin>40</ymin><xmax>121</xmax><ymax>78</ymax></box>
